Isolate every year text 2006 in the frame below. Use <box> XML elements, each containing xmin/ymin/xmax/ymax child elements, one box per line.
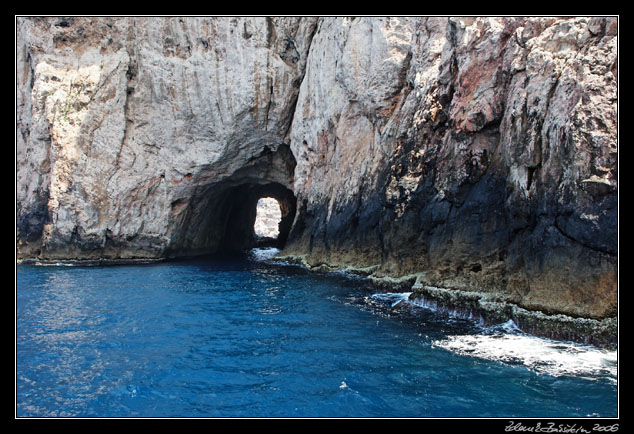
<box><xmin>505</xmin><ymin>421</ymin><xmax>619</xmax><ymax>433</ymax></box>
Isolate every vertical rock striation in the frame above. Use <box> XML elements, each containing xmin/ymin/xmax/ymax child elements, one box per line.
<box><xmin>17</xmin><ymin>16</ymin><xmax>316</xmax><ymax>259</ymax></box>
<box><xmin>17</xmin><ymin>17</ymin><xmax>617</xmax><ymax>336</ymax></box>
<box><xmin>283</xmin><ymin>17</ymin><xmax>618</xmax><ymax>324</ymax></box>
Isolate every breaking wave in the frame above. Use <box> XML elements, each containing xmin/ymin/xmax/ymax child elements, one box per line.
<box><xmin>369</xmin><ymin>292</ymin><xmax>618</xmax><ymax>383</ymax></box>
<box><xmin>248</xmin><ymin>247</ymin><xmax>282</xmax><ymax>262</ymax></box>
<box><xmin>431</xmin><ymin>320</ymin><xmax>617</xmax><ymax>383</ymax></box>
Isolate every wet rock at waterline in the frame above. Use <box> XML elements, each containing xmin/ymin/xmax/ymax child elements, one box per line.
<box><xmin>282</xmin><ymin>16</ymin><xmax>617</xmax><ymax>327</ymax></box>
<box><xmin>16</xmin><ymin>17</ymin><xmax>617</xmax><ymax>339</ymax></box>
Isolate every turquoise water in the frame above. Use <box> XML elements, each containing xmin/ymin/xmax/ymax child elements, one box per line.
<box><xmin>16</xmin><ymin>248</ymin><xmax>618</xmax><ymax>418</ymax></box>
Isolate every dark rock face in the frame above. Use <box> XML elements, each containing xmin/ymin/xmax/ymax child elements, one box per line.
<box><xmin>284</xmin><ymin>17</ymin><xmax>617</xmax><ymax>324</ymax></box>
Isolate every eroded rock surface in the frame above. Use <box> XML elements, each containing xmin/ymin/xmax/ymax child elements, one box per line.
<box><xmin>283</xmin><ymin>17</ymin><xmax>617</xmax><ymax>323</ymax></box>
<box><xmin>17</xmin><ymin>17</ymin><xmax>617</xmax><ymax>327</ymax></box>
<box><xmin>17</xmin><ymin>16</ymin><xmax>313</xmax><ymax>259</ymax></box>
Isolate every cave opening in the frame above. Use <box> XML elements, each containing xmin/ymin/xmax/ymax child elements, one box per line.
<box><xmin>165</xmin><ymin>143</ymin><xmax>298</xmax><ymax>258</ymax></box>
<box><xmin>220</xmin><ymin>182</ymin><xmax>296</xmax><ymax>252</ymax></box>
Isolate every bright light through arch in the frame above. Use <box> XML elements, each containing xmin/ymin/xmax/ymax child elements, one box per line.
<box><xmin>254</xmin><ymin>197</ymin><xmax>282</xmax><ymax>239</ymax></box>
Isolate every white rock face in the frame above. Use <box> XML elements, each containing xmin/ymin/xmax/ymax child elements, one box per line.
<box><xmin>290</xmin><ymin>17</ymin><xmax>418</xmax><ymax>219</ymax></box>
<box><xmin>17</xmin><ymin>16</ymin><xmax>316</xmax><ymax>258</ymax></box>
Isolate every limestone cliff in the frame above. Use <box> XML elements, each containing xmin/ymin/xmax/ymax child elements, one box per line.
<box><xmin>17</xmin><ymin>16</ymin><xmax>312</xmax><ymax>258</ymax></box>
<box><xmin>16</xmin><ymin>17</ymin><xmax>617</xmax><ymax>339</ymax></box>
<box><xmin>283</xmin><ymin>17</ymin><xmax>617</xmax><ymax>324</ymax></box>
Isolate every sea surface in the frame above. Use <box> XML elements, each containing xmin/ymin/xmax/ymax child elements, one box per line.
<box><xmin>16</xmin><ymin>248</ymin><xmax>618</xmax><ymax>418</ymax></box>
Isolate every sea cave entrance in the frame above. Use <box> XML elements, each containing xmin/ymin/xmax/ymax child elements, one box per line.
<box><xmin>165</xmin><ymin>144</ymin><xmax>298</xmax><ymax>257</ymax></box>
<box><xmin>220</xmin><ymin>182</ymin><xmax>296</xmax><ymax>252</ymax></box>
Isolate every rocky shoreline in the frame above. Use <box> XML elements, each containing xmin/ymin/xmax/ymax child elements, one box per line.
<box><xmin>17</xmin><ymin>257</ymin><xmax>165</xmax><ymax>267</ymax></box>
<box><xmin>16</xmin><ymin>247</ymin><xmax>617</xmax><ymax>349</ymax></box>
<box><xmin>274</xmin><ymin>253</ymin><xmax>617</xmax><ymax>349</ymax></box>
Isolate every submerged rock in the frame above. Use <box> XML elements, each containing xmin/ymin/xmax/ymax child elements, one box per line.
<box><xmin>16</xmin><ymin>17</ymin><xmax>617</xmax><ymax>330</ymax></box>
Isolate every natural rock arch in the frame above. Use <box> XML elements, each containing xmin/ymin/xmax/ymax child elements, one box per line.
<box><xmin>164</xmin><ymin>143</ymin><xmax>297</xmax><ymax>258</ymax></box>
<box><xmin>221</xmin><ymin>183</ymin><xmax>296</xmax><ymax>251</ymax></box>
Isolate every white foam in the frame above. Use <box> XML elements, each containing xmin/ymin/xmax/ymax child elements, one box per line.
<box><xmin>406</xmin><ymin>294</ymin><xmax>485</xmax><ymax>324</ymax></box>
<box><xmin>370</xmin><ymin>292</ymin><xmax>413</xmax><ymax>307</ymax></box>
<box><xmin>249</xmin><ymin>247</ymin><xmax>282</xmax><ymax>262</ymax></box>
<box><xmin>497</xmin><ymin>319</ymin><xmax>522</xmax><ymax>334</ymax></box>
<box><xmin>33</xmin><ymin>261</ymin><xmax>77</xmax><ymax>267</ymax></box>
<box><xmin>391</xmin><ymin>296</ymin><xmax>617</xmax><ymax>382</ymax></box>
<box><xmin>433</xmin><ymin>331</ymin><xmax>617</xmax><ymax>383</ymax></box>
<box><xmin>368</xmin><ymin>293</ymin><xmax>617</xmax><ymax>383</ymax></box>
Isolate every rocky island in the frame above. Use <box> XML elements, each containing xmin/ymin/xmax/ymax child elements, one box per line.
<box><xmin>16</xmin><ymin>16</ymin><xmax>618</xmax><ymax>346</ymax></box>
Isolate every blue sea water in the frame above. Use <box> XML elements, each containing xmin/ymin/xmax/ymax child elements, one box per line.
<box><xmin>16</xmin><ymin>248</ymin><xmax>618</xmax><ymax>418</ymax></box>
